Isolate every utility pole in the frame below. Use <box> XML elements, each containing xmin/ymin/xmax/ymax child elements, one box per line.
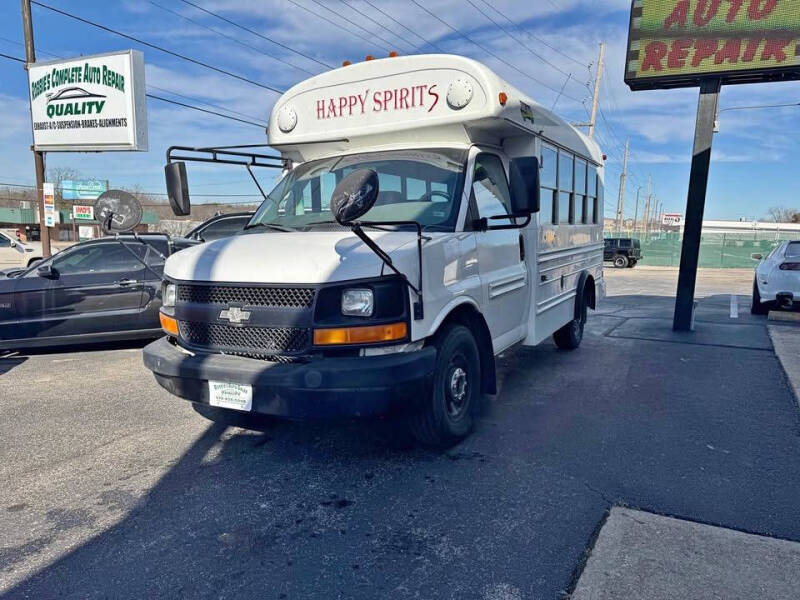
<box><xmin>643</xmin><ymin>176</ymin><xmax>652</xmax><ymax>239</ymax></box>
<box><xmin>588</xmin><ymin>42</ymin><xmax>605</xmax><ymax>140</ymax></box>
<box><xmin>633</xmin><ymin>187</ymin><xmax>641</xmax><ymax>234</ymax></box>
<box><xmin>616</xmin><ymin>138</ymin><xmax>629</xmax><ymax>234</ymax></box>
<box><xmin>21</xmin><ymin>0</ymin><xmax>51</xmax><ymax>258</ymax></box>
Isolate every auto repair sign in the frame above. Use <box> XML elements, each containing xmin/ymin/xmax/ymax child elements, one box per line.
<box><xmin>28</xmin><ymin>50</ymin><xmax>148</xmax><ymax>151</ymax></box>
<box><xmin>625</xmin><ymin>0</ymin><xmax>800</xmax><ymax>89</ymax></box>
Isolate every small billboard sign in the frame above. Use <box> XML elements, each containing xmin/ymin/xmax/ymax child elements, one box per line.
<box><xmin>662</xmin><ymin>212</ymin><xmax>684</xmax><ymax>227</ymax></box>
<box><xmin>72</xmin><ymin>205</ymin><xmax>95</xmax><ymax>221</ymax></box>
<box><xmin>43</xmin><ymin>182</ymin><xmax>56</xmax><ymax>227</ymax></box>
<box><xmin>62</xmin><ymin>180</ymin><xmax>107</xmax><ymax>201</ymax></box>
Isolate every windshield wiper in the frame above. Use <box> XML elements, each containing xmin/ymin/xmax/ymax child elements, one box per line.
<box><xmin>242</xmin><ymin>222</ymin><xmax>295</xmax><ymax>232</ymax></box>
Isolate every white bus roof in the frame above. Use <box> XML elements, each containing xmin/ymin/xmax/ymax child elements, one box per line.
<box><xmin>267</xmin><ymin>54</ymin><xmax>603</xmax><ymax>165</ymax></box>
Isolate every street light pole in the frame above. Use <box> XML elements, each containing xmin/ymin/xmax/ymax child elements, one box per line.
<box><xmin>21</xmin><ymin>0</ymin><xmax>51</xmax><ymax>258</ymax></box>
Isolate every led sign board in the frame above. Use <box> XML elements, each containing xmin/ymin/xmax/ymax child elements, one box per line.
<box><xmin>625</xmin><ymin>0</ymin><xmax>800</xmax><ymax>90</ymax></box>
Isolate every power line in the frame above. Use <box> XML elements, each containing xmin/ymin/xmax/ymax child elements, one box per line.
<box><xmin>361</xmin><ymin>0</ymin><xmax>441</xmax><ymax>53</ymax></box>
<box><xmin>479</xmin><ymin>0</ymin><xmax>590</xmax><ymax>69</ymax></box>
<box><xmin>282</xmin><ymin>0</ymin><xmax>390</xmax><ymax>54</ymax></box>
<box><xmin>337</xmin><ymin>0</ymin><xmax>417</xmax><ymax>54</ymax></box>
<box><xmin>464</xmin><ymin>0</ymin><xmax>583</xmax><ymax>84</ymax></box>
<box><xmin>719</xmin><ymin>102</ymin><xmax>800</xmax><ymax>113</ymax></box>
<box><xmin>147</xmin><ymin>0</ymin><xmax>315</xmax><ymax>76</ymax></box>
<box><xmin>0</xmin><ymin>41</ymin><xmax>267</xmax><ymax>128</ymax></box>
<box><xmin>407</xmin><ymin>0</ymin><xmax>585</xmax><ymax>103</ymax></box>
<box><xmin>146</xmin><ymin>94</ymin><xmax>266</xmax><ymax>128</ymax></box>
<box><xmin>177</xmin><ymin>0</ymin><xmax>334</xmax><ymax>70</ymax></box>
<box><xmin>0</xmin><ymin>51</ymin><xmax>24</xmax><ymax>63</ymax></box>
<box><xmin>0</xmin><ymin>50</ymin><xmax>267</xmax><ymax>128</ymax></box>
<box><xmin>30</xmin><ymin>1</ymin><xmax>286</xmax><ymax>95</ymax></box>
<box><xmin>307</xmin><ymin>0</ymin><xmax>400</xmax><ymax>53</ymax></box>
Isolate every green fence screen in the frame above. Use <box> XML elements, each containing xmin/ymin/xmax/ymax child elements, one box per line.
<box><xmin>604</xmin><ymin>230</ymin><xmax>800</xmax><ymax>268</ymax></box>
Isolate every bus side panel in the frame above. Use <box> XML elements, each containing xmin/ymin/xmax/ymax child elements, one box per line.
<box><xmin>523</xmin><ymin>220</ymin><xmax>604</xmax><ymax>347</ymax></box>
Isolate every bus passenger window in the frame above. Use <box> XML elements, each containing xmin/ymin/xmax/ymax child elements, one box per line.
<box><xmin>541</xmin><ymin>145</ymin><xmax>557</xmax><ymax>189</ymax></box>
<box><xmin>575</xmin><ymin>159</ymin><xmax>587</xmax><ymax>223</ymax></box>
<box><xmin>471</xmin><ymin>154</ymin><xmax>512</xmax><ymax>221</ymax></box>
<box><xmin>539</xmin><ymin>190</ymin><xmax>555</xmax><ymax>225</ymax></box>
<box><xmin>540</xmin><ymin>144</ymin><xmax>558</xmax><ymax>225</ymax></box>
<box><xmin>558</xmin><ymin>192</ymin><xmax>572</xmax><ymax>224</ymax></box>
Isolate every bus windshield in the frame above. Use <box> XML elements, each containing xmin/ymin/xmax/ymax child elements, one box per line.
<box><xmin>247</xmin><ymin>148</ymin><xmax>468</xmax><ymax>232</ymax></box>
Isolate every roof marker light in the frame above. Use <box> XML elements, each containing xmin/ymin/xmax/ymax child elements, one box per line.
<box><xmin>365</xmin><ymin>55</ymin><xmax>374</xmax><ymax>61</ymax></box>
<box><xmin>389</xmin><ymin>51</ymin><xmax>399</xmax><ymax>57</ymax></box>
<box><xmin>446</xmin><ymin>79</ymin><xmax>473</xmax><ymax>110</ymax></box>
<box><xmin>342</xmin><ymin>60</ymin><xmax>352</xmax><ymax>67</ymax></box>
<box><xmin>498</xmin><ymin>92</ymin><xmax>508</xmax><ymax>106</ymax></box>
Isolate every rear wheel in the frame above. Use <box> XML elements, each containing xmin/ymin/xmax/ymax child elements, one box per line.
<box><xmin>751</xmin><ymin>279</ymin><xmax>769</xmax><ymax>315</ymax></box>
<box><xmin>554</xmin><ymin>290</ymin><xmax>589</xmax><ymax>350</ymax></box>
<box><xmin>613</xmin><ymin>254</ymin><xmax>629</xmax><ymax>268</ymax></box>
<box><xmin>408</xmin><ymin>324</ymin><xmax>480</xmax><ymax>447</ymax></box>
<box><xmin>191</xmin><ymin>403</ymin><xmax>274</xmax><ymax>432</ymax></box>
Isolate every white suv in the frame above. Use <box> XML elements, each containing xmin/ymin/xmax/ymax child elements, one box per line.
<box><xmin>752</xmin><ymin>240</ymin><xmax>800</xmax><ymax>314</ymax></box>
<box><xmin>0</xmin><ymin>230</ymin><xmax>41</xmax><ymax>269</ymax></box>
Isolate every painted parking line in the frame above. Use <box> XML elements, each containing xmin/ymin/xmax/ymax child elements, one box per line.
<box><xmin>730</xmin><ymin>295</ymin><xmax>739</xmax><ymax>319</ymax></box>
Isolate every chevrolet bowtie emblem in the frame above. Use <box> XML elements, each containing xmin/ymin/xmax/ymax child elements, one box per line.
<box><xmin>219</xmin><ymin>307</ymin><xmax>251</xmax><ymax>324</ymax></box>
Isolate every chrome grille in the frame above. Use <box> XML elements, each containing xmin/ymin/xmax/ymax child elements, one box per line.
<box><xmin>177</xmin><ymin>285</ymin><xmax>315</xmax><ymax>309</ymax></box>
<box><xmin>179</xmin><ymin>322</ymin><xmax>310</xmax><ymax>356</ymax></box>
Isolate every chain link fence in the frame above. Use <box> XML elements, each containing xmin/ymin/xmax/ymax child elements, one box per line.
<box><xmin>605</xmin><ymin>229</ymin><xmax>800</xmax><ymax>268</ymax></box>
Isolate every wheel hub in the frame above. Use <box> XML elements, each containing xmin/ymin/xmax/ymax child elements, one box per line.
<box><xmin>449</xmin><ymin>367</ymin><xmax>468</xmax><ymax>402</ymax></box>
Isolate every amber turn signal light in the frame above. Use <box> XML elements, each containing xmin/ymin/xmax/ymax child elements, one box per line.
<box><xmin>498</xmin><ymin>92</ymin><xmax>508</xmax><ymax>106</ymax></box>
<box><xmin>313</xmin><ymin>322</ymin><xmax>407</xmax><ymax>346</ymax></box>
<box><xmin>160</xmin><ymin>312</ymin><xmax>179</xmax><ymax>336</ymax></box>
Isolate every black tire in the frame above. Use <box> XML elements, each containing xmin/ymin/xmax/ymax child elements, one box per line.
<box><xmin>554</xmin><ymin>291</ymin><xmax>589</xmax><ymax>350</ymax></box>
<box><xmin>613</xmin><ymin>254</ymin><xmax>629</xmax><ymax>268</ymax></box>
<box><xmin>627</xmin><ymin>259</ymin><xmax>637</xmax><ymax>268</ymax></box>
<box><xmin>191</xmin><ymin>403</ymin><xmax>274</xmax><ymax>432</ymax></box>
<box><xmin>408</xmin><ymin>324</ymin><xmax>480</xmax><ymax>447</ymax></box>
<box><xmin>751</xmin><ymin>279</ymin><xmax>769</xmax><ymax>315</ymax></box>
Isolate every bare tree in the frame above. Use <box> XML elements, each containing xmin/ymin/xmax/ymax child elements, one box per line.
<box><xmin>46</xmin><ymin>167</ymin><xmax>84</xmax><ymax>208</ymax></box>
<box><xmin>766</xmin><ymin>206</ymin><xmax>799</xmax><ymax>223</ymax></box>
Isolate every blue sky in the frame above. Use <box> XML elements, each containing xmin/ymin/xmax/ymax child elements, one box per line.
<box><xmin>0</xmin><ymin>0</ymin><xmax>798</xmax><ymax>220</ymax></box>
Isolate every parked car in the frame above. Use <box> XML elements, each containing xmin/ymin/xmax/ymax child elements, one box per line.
<box><xmin>0</xmin><ymin>234</ymin><xmax>196</xmax><ymax>350</ymax></box>
<box><xmin>185</xmin><ymin>212</ymin><xmax>253</xmax><ymax>243</ymax></box>
<box><xmin>604</xmin><ymin>238</ymin><xmax>642</xmax><ymax>268</ymax></box>
<box><xmin>0</xmin><ymin>229</ymin><xmax>74</xmax><ymax>269</ymax></box>
<box><xmin>751</xmin><ymin>240</ymin><xmax>800</xmax><ymax>315</ymax></box>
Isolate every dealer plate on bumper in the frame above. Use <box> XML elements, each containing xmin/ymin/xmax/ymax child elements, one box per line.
<box><xmin>209</xmin><ymin>381</ymin><xmax>253</xmax><ymax>412</ymax></box>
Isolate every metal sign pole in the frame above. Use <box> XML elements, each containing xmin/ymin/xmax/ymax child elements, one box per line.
<box><xmin>21</xmin><ymin>0</ymin><xmax>52</xmax><ymax>258</ymax></box>
<box><xmin>673</xmin><ymin>78</ymin><xmax>722</xmax><ymax>332</ymax></box>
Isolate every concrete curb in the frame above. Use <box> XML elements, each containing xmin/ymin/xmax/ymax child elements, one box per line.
<box><xmin>768</xmin><ymin>324</ymin><xmax>800</xmax><ymax>408</ymax></box>
<box><xmin>571</xmin><ymin>507</ymin><xmax>800</xmax><ymax>600</ymax></box>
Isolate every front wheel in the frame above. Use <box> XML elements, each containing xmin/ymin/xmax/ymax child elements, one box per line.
<box><xmin>554</xmin><ymin>291</ymin><xmax>588</xmax><ymax>350</ymax></box>
<box><xmin>627</xmin><ymin>259</ymin><xmax>637</xmax><ymax>268</ymax></box>
<box><xmin>613</xmin><ymin>255</ymin><xmax>629</xmax><ymax>268</ymax></box>
<box><xmin>408</xmin><ymin>324</ymin><xmax>480</xmax><ymax>447</ymax></box>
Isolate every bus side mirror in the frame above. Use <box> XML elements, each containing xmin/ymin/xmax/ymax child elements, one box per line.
<box><xmin>330</xmin><ymin>169</ymin><xmax>380</xmax><ymax>224</ymax></box>
<box><xmin>509</xmin><ymin>157</ymin><xmax>540</xmax><ymax>214</ymax></box>
<box><xmin>165</xmin><ymin>162</ymin><xmax>191</xmax><ymax>217</ymax></box>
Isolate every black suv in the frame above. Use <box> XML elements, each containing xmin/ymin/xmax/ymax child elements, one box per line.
<box><xmin>604</xmin><ymin>238</ymin><xmax>642</xmax><ymax>268</ymax></box>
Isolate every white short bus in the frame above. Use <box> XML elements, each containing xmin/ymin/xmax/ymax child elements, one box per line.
<box><xmin>145</xmin><ymin>54</ymin><xmax>606</xmax><ymax>445</ymax></box>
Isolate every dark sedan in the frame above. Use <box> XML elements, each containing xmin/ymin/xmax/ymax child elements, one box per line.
<box><xmin>0</xmin><ymin>235</ymin><xmax>196</xmax><ymax>350</ymax></box>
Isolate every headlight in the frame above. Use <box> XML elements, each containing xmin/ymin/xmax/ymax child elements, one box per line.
<box><xmin>163</xmin><ymin>283</ymin><xmax>176</xmax><ymax>308</ymax></box>
<box><xmin>341</xmin><ymin>288</ymin><xmax>373</xmax><ymax>317</ymax></box>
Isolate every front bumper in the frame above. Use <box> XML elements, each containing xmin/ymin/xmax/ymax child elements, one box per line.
<box><xmin>143</xmin><ymin>337</ymin><xmax>436</xmax><ymax>419</ymax></box>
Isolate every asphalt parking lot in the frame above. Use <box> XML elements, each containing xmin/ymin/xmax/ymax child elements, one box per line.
<box><xmin>1</xmin><ymin>267</ymin><xmax>799</xmax><ymax>599</ymax></box>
